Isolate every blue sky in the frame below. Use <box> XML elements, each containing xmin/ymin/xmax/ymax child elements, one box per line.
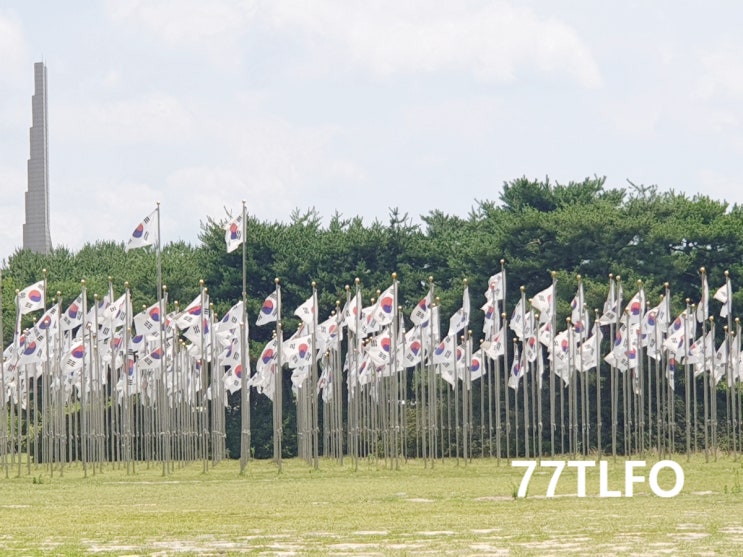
<box><xmin>1</xmin><ymin>1</ymin><xmax>742</xmax><ymax>261</ymax></box>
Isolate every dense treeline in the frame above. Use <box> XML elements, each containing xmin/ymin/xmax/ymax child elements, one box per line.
<box><xmin>3</xmin><ymin>176</ymin><xmax>743</xmax><ymax>458</ymax></box>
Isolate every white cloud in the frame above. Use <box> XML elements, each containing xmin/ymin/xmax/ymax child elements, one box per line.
<box><xmin>697</xmin><ymin>169</ymin><xmax>743</xmax><ymax>206</ymax></box>
<box><xmin>695</xmin><ymin>39</ymin><xmax>743</xmax><ymax>101</ymax></box>
<box><xmin>602</xmin><ymin>95</ymin><xmax>662</xmax><ymax>138</ymax></box>
<box><xmin>49</xmin><ymin>101</ymin><xmax>365</xmax><ymax>250</ymax></box>
<box><xmin>404</xmin><ymin>96</ymin><xmax>503</xmax><ymax>139</ymax></box>
<box><xmin>107</xmin><ymin>0</ymin><xmax>255</xmax><ymax>42</ymax></box>
<box><xmin>52</xmin><ymin>178</ymin><xmax>161</xmax><ymax>250</ymax></box>
<box><xmin>105</xmin><ymin>0</ymin><xmax>601</xmax><ymax>86</ymax></box>
<box><xmin>269</xmin><ymin>0</ymin><xmax>602</xmax><ymax>86</ymax></box>
<box><xmin>158</xmin><ymin>115</ymin><xmax>367</xmax><ymax>235</ymax></box>
<box><xmin>56</xmin><ymin>93</ymin><xmax>196</xmax><ymax>144</ymax></box>
<box><xmin>0</xmin><ymin>10</ymin><xmax>28</xmax><ymax>85</ymax></box>
<box><xmin>0</xmin><ymin>165</ymin><xmax>25</xmax><ymax>261</ymax></box>
<box><xmin>106</xmin><ymin>0</ymin><xmax>256</xmax><ymax>66</ymax></box>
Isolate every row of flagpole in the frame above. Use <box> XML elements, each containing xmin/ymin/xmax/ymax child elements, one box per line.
<box><xmin>1</xmin><ymin>203</ymin><xmax>741</xmax><ymax>478</ymax></box>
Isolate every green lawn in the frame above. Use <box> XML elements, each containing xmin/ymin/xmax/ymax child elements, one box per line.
<box><xmin>1</xmin><ymin>454</ymin><xmax>742</xmax><ymax>555</ymax></box>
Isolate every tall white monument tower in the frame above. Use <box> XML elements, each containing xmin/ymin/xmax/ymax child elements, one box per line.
<box><xmin>23</xmin><ymin>61</ymin><xmax>52</xmax><ymax>254</ymax></box>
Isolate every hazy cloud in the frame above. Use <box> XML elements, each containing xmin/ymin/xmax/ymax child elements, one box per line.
<box><xmin>106</xmin><ymin>0</ymin><xmax>601</xmax><ymax>86</ymax></box>
<box><xmin>56</xmin><ymin>93</ymin><xmax>196</xmax><ymax>144</ymax></box>
<box><xmin>0</xmin><ymin>10</ymin><xmax>28</xmax><ymax>85</ymax></box>
<box><xmin>268</xmin><ymin>1</ymin><xmax>602</xmax><ymax>86</ymax></box>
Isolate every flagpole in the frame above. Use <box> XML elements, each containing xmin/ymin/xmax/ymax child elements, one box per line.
<box><xmin>346</xmin><ymin>284</ymin><xmax>357</xmax><ymax>469</ymax></box>
<box><xmin>54</xmin><ymin>292</ymin><xmax>64</xmax><ymax>476</ymax></box>
<box><xmin>577</xmin><ymin>276</ymin><xmax>588</xmax><ymax>456</ymax></box>
<box><xmin>725</xmin><ymin>271</ymin><xmax>736</xmax><ymax>458</ymax></box>
<box><xmin>705</xmin><ymin>316</ymin><xmax>713</xmax><ymax>462</ymax></box>
<box><xmin>610</xmin><ymin>275</ymin><xmax>619</xmax><ymax>461</ymax></box>
<box><xmin>310</xmin><ymin>282</ymin><xmax>320</xmax><ymax>470</ymax></box>
<box><xmin>512</xmin><ymin>337</ymin><xmax>519</xmax><ymax>458</ymax></box>
<box><xmin>12</xmin><ymin>291</ymin><xmax>19</xmax><ymax>476</ymax></box>
<box><xmin>422</xmin><ymin>282</ymin><xmax>433</xmax><ymax>464</ymax></box>
<box><xmin>14</xmin><ymin>290</ymin><xmax>24</xmax><ymax>476</ymax></box>
<box><xmin>0</xmin><ymin>269</ymin><xmax>6</xmax><ymax>479</ymax></box>
<box><xmin>664</xmin><ymin>283</ymin><xmax>673</xmax><ymax>456</ymax></box>
<box><xmin>487</xmin><ymin>276</ymin><xmax>497</xmax><ymax>462</ymax></box>
<box><xmin>580</xmin><ymin>313</ymin><xmax>588</xmax><ymax>456</ymax></box>
<box><xmin>737</xmin><ymin>318</ymin><xmax>742</xmax><ymax>457</ymax></box>
<box><xmin>90</xmin><ymin>293</ymin><xmax>100</xmax><ymax>475</ymax></box>
<box><xmin>549</xmin><ymin>271</ymin><xmax>557</xmax><ymax>457</ymax></box>
<box><xmin>36</xmin><ymin>269</ymin><xmax>48</xmax><ymax>470</ymax></box>
<box><xmin>152</xmin><ymin>202</ymin><xmax>170</xmax><ymax>476</ymax></box>
<box><xmin>618</xmin><ymin>307</ymin><xmax>628</xmax><ymax>456</ymax></box>
<box><xmin>594</xmin><ymin>308</ymin><xmax>602</xmax><ymax>459</ymax></box>
<box><xmin>274</xmin><ymin>278</ymin><xmax>283</xmax><ymax>472</ymax></box>
<box><xmin>567</xmin><ymin>317</ymin><xmax>576</xmax><ymax>458</ymax></box>
<box><xmin>107</xmin><ymin>279</ymin><xmax>118</xmax><ymax>468</ymax></box>
<box><xmin>683</xmin><ymin>298</ymin><xmax>692</xmax><ymax>460</ymax></box>
<box><xmin>334</xmin><ymin>300</ymin><xmax>344</xmax><ymax>463</ymax></box>
<box><xmin>485</xmin><ymin>277</ymin><xmax>495</xmax><ymax>460</ymax></box>
<box><xmin>239</xmin><ymin>200</ymin><xmax>250</xmax><ymax>473</ymax></box>
<box><xmin>393</xmin><ymin>273</ymin><xmax>403</xmax><ymax>468</ymax></box>
<box><xmin>714</xmin><ymin>321</ymin><xmax>720</xmax><ymax>461</ymax></box>
<box><xmin>637</xmin><ymin>280</ymin><xmax>645</xmax><ymax>456</ymax></box>
<box><xmin>79</xmin><ymin>280</ymin><xmax>88</xmax><ymax>477</ymax></box>
<box><xmin>418</xmin><ymin>288</ymin><xmax>427</xmax><ymax>465</ymax></box>
<box><xmin>652</xmin><ymin>293</ymin><xmax>661</xmax><ymax>456</ymax></box>
<box><xmin>123</xmin><ymin>282</ymin><xmax>132</xmax><ymax>474</ymax></box>
<box><xmin>354</xmin><ymin>279</ymin><xmax>362</xmax><ymax>467</ymax></box>
<box><xmin>519</xmin><ymin>287</ymin><xmax>528</xmax><ymax>459</ymax></box>
<box><xmin>462</xmin><ymin>279</ymin><xmax>470</xmax><ymax>464</ymax></box>
<box><xmin>699</xmin><ymin>268</ymin><xmax>708</xmax><ymax>461</ymax></box>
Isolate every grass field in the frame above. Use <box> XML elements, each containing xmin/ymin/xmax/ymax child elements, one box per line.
<box><xmin>1</xmin><ymin>454</ymin><xmax>742</xmax><ymax>555</ymax></box>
